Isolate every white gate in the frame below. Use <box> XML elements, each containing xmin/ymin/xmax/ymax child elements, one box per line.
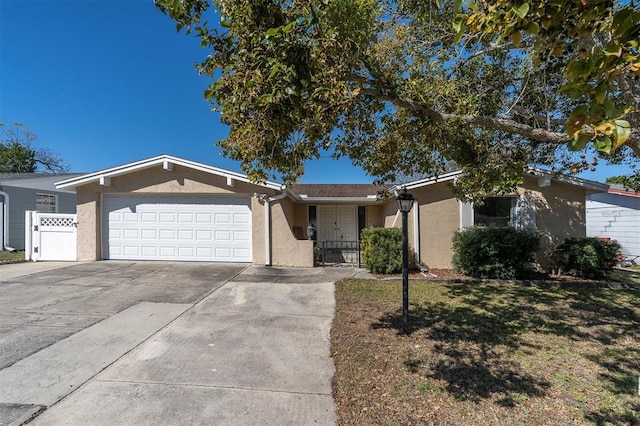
<box><xmin>25</xmin><ymin>211</ymin><xmax>77</xmax><ymax>261</ymax></box>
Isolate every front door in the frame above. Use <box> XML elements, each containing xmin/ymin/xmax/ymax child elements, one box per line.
<box><xmin>317</xmin><ymin>205</ymin><xmax>357</xmax><ymax>243</ymax></box>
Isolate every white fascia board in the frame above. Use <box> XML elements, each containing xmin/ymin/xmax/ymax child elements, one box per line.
<box><xmin>393</xmin><ymin>170</ymin><xmax>462</xmax><ymax>192</ymax></box>
<box><xmin>56</xmin><ymin>154</ymin><xmax>283</xmax><ymax>191</ymax></box>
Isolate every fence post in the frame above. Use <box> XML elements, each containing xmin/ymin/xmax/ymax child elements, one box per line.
<box><xmin>24</xmin><ymin>211</ymin><xmax>33</xmax><ymax>261</ymax></box>
<box><xmin>322</xmin><ymin>240</ymin><xmax>326</xmax><ymax>266</ymax></box>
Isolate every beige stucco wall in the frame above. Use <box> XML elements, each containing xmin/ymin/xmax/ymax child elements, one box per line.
<box><xmin>411</xmin><ymin>183</ymin><xmax>461</xmax><ymax>268</ymax></box>
<box><xmin>380</xmin><ymin>178</ymin><xmax>588</xmax><ymax>269</ymax></box>
<box><xmin>74</xmin><ymin>164</ymin><xmax>316</xmax><ymax>267</ymax></box>
<box><xmin>380</xmin><ymin>184</ymin><xmax>459</xmax><ymax>268</ymax></box>
<box><xmin>366</xmin><ymin>204</ymin><xmax>385</xmax><ymax>228</ymax></box>
<box><xmin>518</xmin><ymin>175</ymin><xmax>587</xmax><ymax>268</ymax></box>
<box><xmin>76</xmin><ymin>187</ymin><xmax>100</xmax><ymax>262</ymax></box>
<box><xmin>268</xmin><ymin>197</ymin><xmax>314</xmax><ymax>267</ymax></box>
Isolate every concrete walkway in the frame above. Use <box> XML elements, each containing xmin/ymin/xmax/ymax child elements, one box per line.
<box><xmin>11</xmin><ymin>264</ymin><xmax>364</xmax><ymax>425</ymax></box>
<box><xmin>0</xmin><ymin>261</ymin><xmax>78</xmax><ymax>281</ymax></box>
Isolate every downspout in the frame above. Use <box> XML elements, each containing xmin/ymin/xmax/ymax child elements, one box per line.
<box><xmin>258</xmin><ymin>188</ymin><xmax>288</xmax><ymax>266</ymax></box>
<box><xmin>413</xmin><ymin>199</ymin><xmax>420</xmax><ymax>267</ymax></box>
<box><xmin>0</xmin><ymin>190</ymin><xmax>8</xmax><ymax>250</ymax></box>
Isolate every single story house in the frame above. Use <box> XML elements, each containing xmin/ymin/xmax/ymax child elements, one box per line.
<box><xmin>55</xmin><ymin>155</ymin><xmax>608</xmax><ymax>268</ymax></box>
<box><xmin>587</xmin><ymin>184</ymin><xmax>640</xmax><ymax>258</ymax></box>
<box><xmin>0</xmin><ymin>173</ymin><xmax>80</xmax><ymax>250</ymax></box>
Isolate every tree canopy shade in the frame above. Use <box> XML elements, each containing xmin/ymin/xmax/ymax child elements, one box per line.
<box><xmin>155</xmin><ymin>0</ymin><xmax>640</xmax><ymax>197</ymax></box>
<box><xmin>0</xmin><ymin>123</ymin><xmax>68</xmax><ymax>173</ymax></box>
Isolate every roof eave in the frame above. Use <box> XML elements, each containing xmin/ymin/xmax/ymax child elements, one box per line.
<box><xmin>392</xmin><ymin>170</ymin><xmax>462</xmax><ymax>192</ymax></box>
<box><xmin>525</xmin><ymin>167</ymin><xmax>609</xmax><ymax>193</ymax></box>
<box><xmin>55</xmin><ymin>155</ymin><xmax>283</xmax><ymax>191</ymax></box>
<box><xmin>295</xmin><ymin>195</ymin><xmax>383</xmax><ymax>204</ymax></box>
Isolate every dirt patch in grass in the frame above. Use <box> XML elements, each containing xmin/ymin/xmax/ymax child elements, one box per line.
<box><xmin>331</xmin><ymin>279</ymin><xmax>640</xmax><ymax>425</ymax></box>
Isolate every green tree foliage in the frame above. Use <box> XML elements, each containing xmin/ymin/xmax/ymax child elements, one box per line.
<box><xmin>606</xmin><ymin>173</ymin><xmax>640</xmax><ymax>192</ymax></box>
<box><xmin>452</xmin><ymin>226</ymin><xmax>540</xmax><ymax>279</ymax></box>
<box><xmin>155</xmin><ymin>0</ymin><xmax>640</xmax><ymax>197</ymax></box>
<box><xmin>361</xmin><ymin>227</ymin><xmax>402</xmax><ymax>274</ymax></box>
<box><xmin>548</xmin><ymin>237</ymin><xmax>620</xmax><ymax>279</ymax></box>
<box><xmin>0</xmin><ymin>123</ymin><xmax>68</xmax><ymax>173</ymax></box>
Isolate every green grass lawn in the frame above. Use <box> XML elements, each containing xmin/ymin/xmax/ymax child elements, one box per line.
<box><xmin>331</xmin><ymin>278</ymin><xmax>640</xmax><ymax>425</ymax></box>
<box><xmin>0</xmin><ymin>250</ymin><xmax>25</xmax><ymax>263</ymax></box>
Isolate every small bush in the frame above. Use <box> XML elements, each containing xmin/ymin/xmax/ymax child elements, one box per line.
<box><xmin>361</xmin><ymin>227</ymin><xmax>402</xmax><ymax>274</ymax></box>
<box><xmin>452</xmin><ymin>226</ymin><xmax>540</xmax><ymax>279</ymax></box>
<box><xmin>549</xmin><ymin>237</ymin><xmax>620</xmax><ymax>279</ymax></box>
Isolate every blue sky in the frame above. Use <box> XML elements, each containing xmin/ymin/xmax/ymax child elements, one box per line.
<box><xmin>0</xmin><ymin>0</ymin><xmax>634</xmax><ymax>184</ymax></box>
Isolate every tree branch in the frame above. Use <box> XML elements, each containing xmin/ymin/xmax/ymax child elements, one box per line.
<box><xmin>358</xmin><ymin>87</ymin><xmax>640</xmax><ymax>154</ymax></box>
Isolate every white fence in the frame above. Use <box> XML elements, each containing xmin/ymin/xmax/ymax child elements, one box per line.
<box><xmin>25</xmin><ymin>211</ymin><xmax>78</xmax><ymax>261</ymax></box>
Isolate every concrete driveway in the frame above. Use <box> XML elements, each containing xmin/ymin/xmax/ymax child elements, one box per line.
<box><xmin>0</xmin><ymin>261</ymin><xmax>360</xmax><ymax>425</ymax></box>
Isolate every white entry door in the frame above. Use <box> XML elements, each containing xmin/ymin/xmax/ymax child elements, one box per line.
<box><xmin>317</xmin><ymin>206</ymin><xmax>357</xmax><ymax>243</ymax></box>
<box><xmin>103</xmin><ymin>195</ymin><xmax>252</xmax><ymax>262</ymax></box>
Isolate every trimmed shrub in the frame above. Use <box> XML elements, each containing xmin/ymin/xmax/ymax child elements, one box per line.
<box><xmin>548</xmin><ymin>237</ymin><xmax>620</xmax><ymax>279</ymax></box>
<box><xmin>452</xmin><ymin>226</ymin><xmax>540</xmax><ymax>279</ymax></box>
<box><xmin>361</xmin><ymin>227</ymin><xmax>402</xmax><ymax>274</ymax></box>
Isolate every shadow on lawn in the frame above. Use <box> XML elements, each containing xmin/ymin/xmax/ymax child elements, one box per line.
<box><xmin>372</xmin><ymin>281</ymin><xmax>640</xmax><ymax>416</ymax></box>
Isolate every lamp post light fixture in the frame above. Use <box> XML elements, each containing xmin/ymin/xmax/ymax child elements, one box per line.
<box><xmin>396</xmin><ymin>188</ymin><xmax>415</xmax><ymax>334</ymax></box>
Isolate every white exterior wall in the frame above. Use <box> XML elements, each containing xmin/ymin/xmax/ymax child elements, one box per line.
<box><xmin>586</xmin><ymin>192</ymin><xmax>640</xmax><ymax>257</ymax></box>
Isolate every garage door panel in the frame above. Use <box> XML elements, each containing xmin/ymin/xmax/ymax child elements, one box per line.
<box><xmin>141</xmin><ymin>212</ymin><xmax>157</xmax><ymax>222</ymax></box>
<box><xmin>141</xmin><ymin>229</ymin><xmax>157</xmax><ymax>239</ymax></box>
<box><xmin>103</xmin><ymin>195</ymin><xmax>252</xmax><ymax>262</ymax></box>
<box><xmin>142</xmin><ymin>246</ymin><xmax>157</xmax><ymax>256</ymax></box>
<box><xmin>214</xmin><ymin>213</ymin><xmax>231</xmax><ymax>224</ymax></box>
<box><xmin>196</xmin><ymin>230</ymin><xmax>212</xmax><ymax>241</ymax></box>
<box><xmin>234</xmin><ymin>230</ymin><xmax>250</xmax><ymax>241</ymax></box>
<box><xmin>196</xmin><ymin>213</ymin><xmax>212</xmax><ymax>223</ymax></box>
<box><xmin>234</xmin><ymin>213</ymin><xmax>250</xmax><ymax>224</ymax></box>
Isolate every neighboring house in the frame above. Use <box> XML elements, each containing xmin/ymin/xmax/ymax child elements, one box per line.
<box><xmin>0</xmin><ymin>173</ymin><xmax>81</xmax><ymax>250</ymax></box>
<box><xmin>586</xmin><ymin>184</ymin><xmax>640</xmax><ymax>258</ymax></box>
<box><xmin>55</xmin><ymin>155</ymin><xmax>607</xmax><ymax>268</ymax></box>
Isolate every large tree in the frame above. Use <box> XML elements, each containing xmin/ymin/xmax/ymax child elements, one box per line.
<box><xmin>155</xmin><ymin>0</ymin><xmax>639</xmax><ymax>196</ymax></box>
<box><xmin>0</xmin><ymin>123</ymin><xmax>68</xmax><ymax>173</ymax></box>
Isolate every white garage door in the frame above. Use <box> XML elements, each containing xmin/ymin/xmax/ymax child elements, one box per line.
<box><xmin>103</xmin><ymin>195</ymin><xmax>252</xmax><ymax>262</ymax></box>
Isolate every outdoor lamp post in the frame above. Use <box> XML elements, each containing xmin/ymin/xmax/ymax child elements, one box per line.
<box><xmin>396</xmin><ymin>188</ymin><xmax>415</xmax><ymax>334</ymax></box>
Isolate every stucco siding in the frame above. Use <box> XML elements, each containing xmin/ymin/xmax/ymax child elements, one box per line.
<box><xmin>251</xmin><ymin>196</ymin><xmax>267</xmax><ymax>265</ymax></box>
<box><xmin>76</xmin><ymin>187</ymin><xmax>100</xmax><ymax>261</ymax></box>
<box><xmin>383</xmin><ymin>198</ymin><xmax>401</xmax><ymax>228</ymax></box>
<box><xmin>519</xmin><ymin>176</ymin><xmax>587</xmax><ymax>264</ymax></box>
<box><xmin>366</xmin><ymin>205</ymin><xmax>385</xmax><ymax>228</ymax></box>
<box><xmin>270</xmin><ymin>198</ymin><xmax>314</xmax><ymax>267</ymax></box>
<box><xmin>394</xmin><ymin>177</ymin><xmax>589</xmax><ymax>270</ymax></box>
<box><xmin>292</xmin><ymin>203</ymin><xmax>309</xmax><ymax>234</ymax></box>
<box><xmin>410</xmin><ymin>183</ymin><xmax>461</xmax><ymax>268</ymax></box>
<box><xmin>74</xmin><ymin>165</ymin><xmax>274</xmax><ymax>263</ymax></box>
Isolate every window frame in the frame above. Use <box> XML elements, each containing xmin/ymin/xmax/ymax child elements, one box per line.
<box><xmin>35</xmin><ymin>193</ymin><xmax>58</xmax><ymax>213</ymax></box>
<box><xmin>473</xmin><ymin>196</ymin><xmax>518</xmax><ymax>228</ymax></box>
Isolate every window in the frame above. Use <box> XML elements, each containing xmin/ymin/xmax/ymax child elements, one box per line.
<box><xmin>36</xmin><ymin>193</ymin><xmax>57</xmax><ymax>213</ymax></box>
<box><xmin>474</xmin><ymin>197</ymin><xmax>516</xmax><ymax>227</ymax></box>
